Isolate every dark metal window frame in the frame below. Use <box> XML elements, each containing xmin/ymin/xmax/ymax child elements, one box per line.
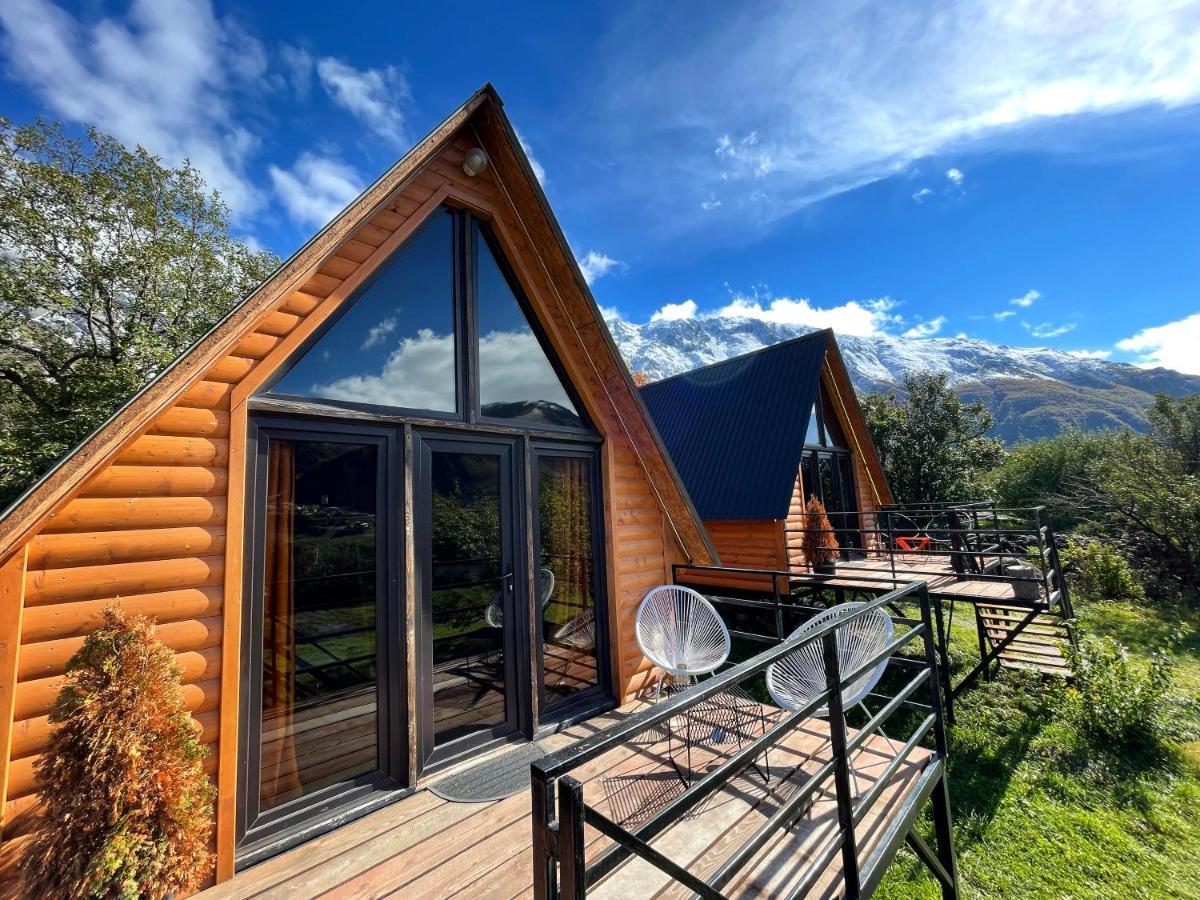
<box><xmin>236</xmin><ymin>414</ymin><xmax>406</xmax><ymax>867</ymax></box>
<box><xmin>530</xmin><ymin>441</ymin><xmax>611</xmax><ymax>722</ymax></box>
<box><xmin>258</xmin><ymin>205</ymin><xmax>596</xmax><ymax>438</ymax></box>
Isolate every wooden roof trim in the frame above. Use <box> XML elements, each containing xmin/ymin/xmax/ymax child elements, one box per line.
<box><xmin>0</xmin><ymin>88</ymin><xmax>492</xmax><ymax>566</ymax></box>
<box><xmin>822</xmin><ymin>337</ymin><xmax>895</xmax><ymax>506</ymax></box>
<box><xmin>468</xmin><ymin>107</ymin><xmax>717</xmax><ymax>564</ymax></box>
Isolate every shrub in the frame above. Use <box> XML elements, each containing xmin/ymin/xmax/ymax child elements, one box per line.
<box><xmin>799</xmin><ymin>495</ymin><xmax>840</xmax><ymax>569</ymax></box>
<box><xmin>1062</xmin><ymin>539</ymin><xmax>1145</xmax><ymax>602</ymax></box>
<box><xmin>22</xmin><ymin>606</ymin><xmax>215</xmax><ymax>899</ymax></box>
<box><xmin>1065</xmin><ymin>633</ymin><xmax>1173</xmax><ymax>749</ymax></box>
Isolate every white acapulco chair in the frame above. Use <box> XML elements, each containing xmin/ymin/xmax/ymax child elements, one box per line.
<box><xmin>636</xmin><ymin>585</ymin><xmax>732</xmax><ymax>699</ymax></box>
<box><xmin>485</xmin><ymin>568</ymin><xmax>555</xmax><ymax>629</ymax></box>
<box><xmin>766</xmin><ymin>601</ymin><xmax>899</xmax><ymax>796</ymax></box>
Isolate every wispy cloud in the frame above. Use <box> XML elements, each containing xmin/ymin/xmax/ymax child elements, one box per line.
<box><xmin>1068</xmin><ymin>349</ymin><xmax>1112</xmax><ymax>360</ymax></box>
<box><xmin>1117</xmin><ymin>312</ymin><xmax>1200</xmax><ymax>375</ymax></box>
<box><xmin>945</xmin><ymin>167</ymin><xmax>964</xmax><ymax>185</ymax></box>
<box><xmin>269</xmin><ymin>152</ymin><xmax>363</xmax><ymax>228</ymax></box>
<box><xmin>1025</xmin><ymin>320</ymin><xmax>1077</xmax><ymax>339</ymax></box>
<box><xmin>595</xmin><ymin>1</ymin><xmax>1200</xmax><ymax>232</ymax></box>
<box><xmin>1010</xmin><ymin>289</ymin><xmax>1040</xmax><ymax>308</ymax></box>
<box><xmin>903</xmin><ymin>316</ymin><xmax>947</xmax><ymax>338</ymax></box>
<box><xmin>576</xmin><ymin>250</ymin><xmax>623</xmax><ymax>285</ymax></box>
<box><xmin>650</xmin><ymin>299</ymin><xmax>698</xmax><ymax>322</ymax></box>
<box><xmin>912</xmin><ymin>187</ymin><xmax>933</xmax><ymax>203</ymax></box>
<box><xmin>316</xmin><ymin>57</ymin><xmax>409</xmax><ymax>145</ymax></box>
<box><xmin>993</xmin><ymin>310</ymin><xmax>1017</xmax><ymax>321</ymax></box>
<box><xmin>514</xmin><ymin>128</ymin><xmax>547</xmax><ymax>185</ymax></box>
<box><xmin>716</xmin><ymin>291</ymin><xmax>898</xmax><ymax>338</ymax></box>
<box><xmin>361</xmin><ymin>316</ymin><xmax>398</xmax><ymax>350</ymax></box>
<box><xmin>0</xmin><ymin>0</ymin><xmax>267</xmax><ymax>216</ymax></box>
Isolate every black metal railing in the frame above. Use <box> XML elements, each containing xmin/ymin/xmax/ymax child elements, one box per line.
<box><xmin>529</xmin><ymin>582</ymin><xmax>959</xmax><ymax>899</ymax></box>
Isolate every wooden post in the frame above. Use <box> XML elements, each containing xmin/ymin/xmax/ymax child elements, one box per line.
<box><xmin>0</xmin><ymin>547</ymin><xmax>29</xmax><ymax>841</ymax></box>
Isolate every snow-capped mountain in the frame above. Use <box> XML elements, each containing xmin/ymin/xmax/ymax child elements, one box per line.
<box><xmin>607</xmin><ymin>315</ymin><xmax>1200</xmax><ymax>443</ymax></box>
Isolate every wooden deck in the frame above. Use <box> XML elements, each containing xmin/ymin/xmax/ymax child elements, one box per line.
<box><xmin>202</xmin><ymin>699</ymin><xmax>931</xmax><ymax>899</ymax></box>
<box><xmin>803</xmin><ymin>555</ymin><xmax>1045</xmax><ymax>604</ymax></box>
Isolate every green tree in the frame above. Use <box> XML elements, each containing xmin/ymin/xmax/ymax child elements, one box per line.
<box><xmin>861</xmin><ymin>372</ymin><xmax>1005</xmax><ymax>504</ymax></box>
<box><xmin>0</xmin><ymin>118</ymin><xmax>278</xmax><ymax>506</ymax></box>
<box><xmin>985</xmin><ymin>429</ymin><xmax>1117</xmax><ymax>529</ymax></box>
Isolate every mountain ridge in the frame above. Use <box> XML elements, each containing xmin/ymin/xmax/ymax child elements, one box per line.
<box><xmin>607</xmin><ymin>315</ymin><xmax>1200</xmax><ymax>443</ymax></box>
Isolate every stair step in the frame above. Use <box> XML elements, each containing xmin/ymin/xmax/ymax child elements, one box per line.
<box><xmin>998</xmin><ymin>657</ymin><xmax>1073</xmax><ymax>677</ymax></box>
<box><xmin>978</xmin><ymin>611</ymin><xmax>1068</xmax><ymax>628</ymax></box>
<box><xmin>985</xmin><ymin>634</ymin><xmax>1069</xmax><ymax>654</ymax></box>
<box><xmin>994</xmin><ymin>641</ymin><xmax>1066</xmax><ymax>660</ymax></box>
<box><xmin>976</xmin><ymin>601</ymin><xmax>1050</xmax><ymax>613</ymax></box>
<box><xmin>980</xmin><ymin>619</ymin><xmax>1069</xmax><ymax>636</ymax></box>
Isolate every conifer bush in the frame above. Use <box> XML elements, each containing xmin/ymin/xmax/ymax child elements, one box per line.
<box><xmin>22</xmin><ymin>606</ymin><xmax>215</xmax><ymax>899</ymax></box>
<box><xmin>800</xmin><ymin>496</ymin><xmax>840</xmax><ymax>570</ymax></box>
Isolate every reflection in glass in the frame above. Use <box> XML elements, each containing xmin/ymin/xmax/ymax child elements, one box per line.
<box><xmin>430</xmin><ymin>452</ymin><xmax>508</xmax><ymax>745</ymax></box>
<box><xmin>260</xmin><ymin>440</ymin><xmax>379</xmax><ymax>810</ymax></box>
<box><xmin>805</xmin><ymin>404</ymin><xmax>821</xmax><ymax>446</ymax></box>
<box><xmin>475</xmin><ymin>226</ymin><xmax>583</xmax><ymax>428</ymax></box>
<box><xmin>538</xmin><ymin>456</ymin><xmax>599</xmax><ymax>704</ymax></box>
<box><xmin>271</xmin><ymin>209</ymin><xmax>456</xmax><ymax>412</ymax></box>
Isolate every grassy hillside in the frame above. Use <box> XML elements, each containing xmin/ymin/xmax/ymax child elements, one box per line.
<box><xmin>877</xmin><ymin>597</ymin><xmax>1200</xmax><ymax>899</ymax></box>
<box><xmin>957</xmin><ymin>378</ymin><xmax>1168</xmax><ymax>443</ymax></box>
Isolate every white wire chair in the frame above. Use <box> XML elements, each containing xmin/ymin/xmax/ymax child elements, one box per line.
<box><xmin>766</xmin><ymin>601</ymin><xmax>898</xmax><ymax>795</ymax></box>
<box><xmin>551</xmin><ymin>607</ymin><xmax>595</xmax><ymax>686</ymax></box>
<box><xmin>485</xmin><ymin>568</ymin><xmax>555</xmax><ymax>629</ymax></box>
<box><xmin>636</xmin><ymin>585</ymin><xmax>731</xmax><ymax>699</ymax></box>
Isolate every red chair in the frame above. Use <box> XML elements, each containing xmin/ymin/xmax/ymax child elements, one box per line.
<box><xmin>895</xmin><ymin>535</ymin><xmax>931</xmax><ymax>553</ymax></box>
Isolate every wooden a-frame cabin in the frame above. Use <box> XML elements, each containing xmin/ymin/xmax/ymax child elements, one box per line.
<box><xmin>639</xmin><ymin>331</ymin><xmax>894</xmax><ymax>590</ymax></box>
<box><xmin>0</xmin><ymin>85</ymin><xmax>718</xmax><ymax>881</ymax></box>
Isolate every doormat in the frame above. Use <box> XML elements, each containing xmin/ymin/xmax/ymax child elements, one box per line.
<box><xmin>429</xmin><ymin>743</ymin><xmax>548</xmax><ymax>803</ymax></box>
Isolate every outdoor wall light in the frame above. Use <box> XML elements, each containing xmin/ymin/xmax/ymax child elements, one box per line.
<box><xmin>463</xmin><ymin>147</ymin><xmax>489</xmax><ymax>177</ymax></box>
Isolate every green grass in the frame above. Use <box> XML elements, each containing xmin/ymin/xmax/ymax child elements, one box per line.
<box><xmin>876</xmin><ymin>596</ymin><xmax>1200</xmax><ymax>899</ymax></box>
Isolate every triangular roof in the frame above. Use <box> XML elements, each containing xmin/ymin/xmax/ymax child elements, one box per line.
<box><xmin>0</xmin><ymin>84</ymin><xmax>716</xmax><ymax>565</ymax></box>
<box><xmin>639</xmin><ymin>330</ymin><xmax>892</xmax><ymax>520</ymax></box>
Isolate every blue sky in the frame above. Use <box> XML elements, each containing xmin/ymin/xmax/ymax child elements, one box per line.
<box><xmin>2</xmin><ymin>0</ymin><xmax>1199</xmax><ymax>372</ymax></box>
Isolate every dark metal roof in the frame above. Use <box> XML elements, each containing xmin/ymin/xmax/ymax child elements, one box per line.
<box><xmin>639</xmin><ymin>330</ymin><xmax>831</xmax><ymax>521</ymax></box>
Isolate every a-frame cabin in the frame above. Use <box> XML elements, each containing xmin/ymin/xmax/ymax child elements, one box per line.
<box><xmin>639</xmin><ymin>330</ymin><xmax>893</xmax><ymax>590</ymax></box>
<box><xmin>0</xmin><ymin>85</ymin><xmax>716</xmax><ymax>881</ymax></box>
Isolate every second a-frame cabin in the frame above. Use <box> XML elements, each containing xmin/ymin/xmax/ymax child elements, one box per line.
<box><xmin>639</xmin><ymin>331</ymin><xmax>893</xmax><ymax>589</ymax></box>
<box><xmin>0</xmin><ymin>85</ymin><xmax>716</xmax><ymax>881</ymax></box>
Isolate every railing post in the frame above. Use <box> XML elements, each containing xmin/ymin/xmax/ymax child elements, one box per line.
<box><xmin>557</xmin><ymin>776</ymin><xmax>587</xmax><ymax>900</ymax></box>
<box><xmin>772</xmin><ymin>575</ymin><xmax>785</xmax><ymax>641</ymax></box>
<box><xmin>821</xmin><ymin>630</ymin><xmax>861</xmax><ymax>898</ymax></box>
<box><xmin>919</xmin><ymin>585</ymin><xmax>960</xmax><ymax>900</ymax></box>
<box><xmin>932</xmin><ymin>596</ymin><xmax>955</xmax><ymax>725</ymax></box>
<box><xmin>1034</xmin><ymin>507</ymin><xmax>1050</xmax><ymax>605</ymax></box>
<box><xmin>532</xmin><ymin>767</ymin><xmax>558</xmax><ymax>900</ymax></box>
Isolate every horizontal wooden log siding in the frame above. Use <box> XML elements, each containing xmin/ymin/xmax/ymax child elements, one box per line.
<box><xmin>686</xmin><ymin>520</ymin><xmax>788</xmax><ymax>592</ymax></box>
<box><xmin>0</xmin><ymin>108</ymin><xmax>693</xmax><ymax>876</ymax></box>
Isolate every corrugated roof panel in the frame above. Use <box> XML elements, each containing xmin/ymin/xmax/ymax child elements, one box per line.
<box><xmin>639</xmin><ymin>330</ymin><xmax>829</xmax><ymax>521</ymax></box>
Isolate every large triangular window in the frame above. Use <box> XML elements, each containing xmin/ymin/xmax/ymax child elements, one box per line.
<box><xmin>475</xmin><ymin>224</ymin><xmax>582</xmax><ymax>429</ymax></box>
<box><xmin>271</xmin><ymin>208</ymin><xmax>457</xmax><ymax>413</ymax></box>
<box><xmin>265</xmin><ymin>206</ymin><xmax>588</xmax><ymax>433</ymax></box>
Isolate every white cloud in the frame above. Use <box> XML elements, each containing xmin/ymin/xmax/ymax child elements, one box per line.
<box><xmin>1067</xmin><ymin>349</ymin><xmax>1112</xmax><ymax>360</ymax></box>
<box><xmin>1025</xmin><ymin>321</ymin><xmax>1077</xmax><ymax>339</ymax></box>
<box><xmin>701</xmin><ymin>197</ymin><xmax>722</xmax><ymax>210</ymax></box>
<box><xmin>597</xmin><ymin>1</ymin><xmax>1200</xmax><ymax>228</ymax></box>
<box><xmin>945</xmin><ymin>167</ymin><xmax>964</xmax><ymax>185</ymax></box>
<box><xmin>912</xmin><ymin>187</ymin><xmax>933</xmax><ymax>203</ymax></box>
<box><xmin>576</xmin><ymin>250</ymin><xmax>623</xmax><ymax>285</ymax></box>
<box><xmin>650</xmin><ymin>299</ymin><xmax>698</xmax><ymax>322</ymax></box>
<box><xmin>902</xmin><ymin>316</ymin><xmax>947</xmax><ymax>338</ymax></box>
<box><xmin>1010</xmin><ymin>289</ymin><xmax>1040</xmax><ymax>308</ymax></box>
<box><xmin>514</xmin><ymin>128</ymin><xmax>546</xmax><ymax>185</ymax></box>
<box><xmin>316</xmin><ymin>57</ymin><xmax>409</xmax><ymax>145</ymax></box>
<box><xmin>716</xmin><ymin>293</ymin><xmax>897</xmax><ymax>337</ymax></box>
<box><xmin>598</xmin><ymin>305</ymin><xmax>622</xmax><ymax>322</ymax></box>
<box><xmin>1116</xmin><ymin>312</ymin><xmax>1200</xmax><ymax>374</ymax></box>
<box><xmin>269</xmin><ymin>153</ymin><xmax>363</xmax><ymax>228</ymax></box>
<box><xmin>0</xmin><ymin>0</ymin><xmax>267</xmax><ymax>216</ymax></box>
<box><xmin>279</xmin><ymin>43</ymin><xmax>314</xmax><ymax>98</ymax></box>
<box><xmin>361</xmin><ymin>316</ymin><xmax>398</xmax><ymax>350</ymax></box>
<box><xmin>993</xmin><ymin>310</ymin><xmax>1017</xmax><ymax>321</ymax></box>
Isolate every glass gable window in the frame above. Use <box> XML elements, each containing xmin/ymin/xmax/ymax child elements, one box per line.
<box><xmin>271</xmin><ymin>209</ymin><xmax>457</xmax><ymax>413</ymax></box>
<box><xmin>805</xmin><ymin>404</ymin><xmax>822</xmax><ymax>446</ymax></box>
<box><xmin>476</xmin><ymin>226</ymin><xmax>583</xmax><ymax>429</ymax></box>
